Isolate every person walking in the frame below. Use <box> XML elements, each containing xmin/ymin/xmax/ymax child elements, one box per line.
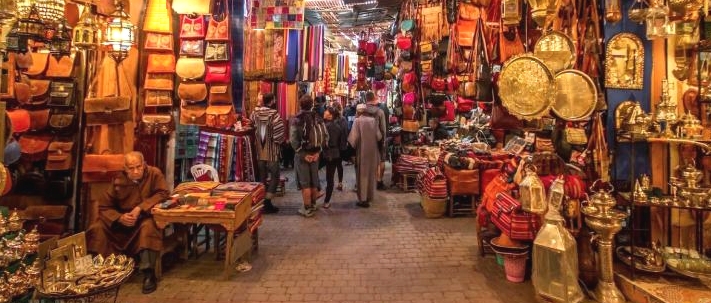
<box><xmin>322</xmin><ymin>107</ymin><xmax>347</xmax><ymax>208</ymax></box>
<box><xmin>364</xmin><ymin>92</ymin><xmax>388</xmax><ymax>190</ymax></box>
<box><xmin>348</xmin><ymin>104</ymin><xmax>382</xmax><ymax>208</ymax></box>
<box><xmin>250</xmin><ymin>93</ymin><xmax>285</xmax><ymax>213</ymax></box>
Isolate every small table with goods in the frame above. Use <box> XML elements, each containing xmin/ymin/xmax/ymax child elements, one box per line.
<box><xmin>151</xmin><ymin>182</ymin><xmax>261</xmax><ymax>279</ymax></box>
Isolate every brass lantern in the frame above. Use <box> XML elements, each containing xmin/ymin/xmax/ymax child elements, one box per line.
<box><xmin>49</xmin><ymin>17</ymin><xmax>70</xmax><ymax>58</ymax></box>
<box><xmin>5</xmin><ymin>21</ymin><xmax>29</xmax><ymax>53</ymax></box>
<box><xmin>532</xmin><ymin>176</ymin><xmax>585</xmax><ymax>303</ymax></box>
<box><xmin>676</xmin><ymin>20</ymin><xmax>699</xmax><ymax>48</ymax></box>
<box><xmin>646</xmin><ymin>1</ymin><xmax>674</xmax><ymax>39</ymax></box>
<box><xmin>73</xmin><ymin>7</ymin><xmax>100</xmax><ymax>48</ymax></box>
<box><xmin>103</xmin><ymin>0</ymin><xmax>135</xmax><ymax>63</ymax></box>
<box><xmin>519</xmin><ymin>164</ymin><xmax>547</xmax><ymax>214</ymax></box>
<box><xmin>501</xmin><ymin>0</ymin><xmax>522</xmax><ymax>26</ymax></box>
<box><xmin>35</xmin><ymin>0</ymin><xmax>65</xmax><ymax>25</ymax></box>
<box><xmin>628</xmin><ymin>0</ymin><xmax>648</xmax><ymax>24</ymax></box>
<box><xmin>526</xmin><ymin>0</ymin><xmax>557</xmax><ymax>27</ymax></box>
<box><xmin>605</xmin><ymin>0</ymin><xmax>622</xmax><ymax>23</ymax></box>
<box><xmin>16</xmin><ymin>4</ymin><xmax>47</xmax><ymax>42</ymax></box>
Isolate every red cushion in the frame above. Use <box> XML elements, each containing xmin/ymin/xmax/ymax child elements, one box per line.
<box><xmin>195</xmin><ymin>173</ymin><xmax>213</xmax><ymax>182</ymax></box>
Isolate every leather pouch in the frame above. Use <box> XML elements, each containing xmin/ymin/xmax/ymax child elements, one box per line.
<box><xmin>146</xmin><ymin>53</ymin><xmax>176</xmax><ymax>73</ymax></box>
<box><xmin>459</xmin><ymin>3</ymin><xmax>481</xmax><ymax>20</ymax></box>
<box><xmin>457</xmin><ymin>19</ymin><xmax>477</xmax><ymax>47</ymax></box>
<box><xmin>48</xmin><ymin>110</ymin><xmax>76</xmax><ymax>133</ymax></box>
<box><xmin>15</xmin><ymin>52</ymin><xmax>34</xmax><ymax>70</ymax></box>
<box><xmin>82</xmin><ymin>152</ymin><xmax>125</xmax><ymax>183</ymax></box>
<box><xmin>14</xmin><ymin>80</ymin><xmax>31</xmax><ymax>104</ymax></box>
<box><xmin>7</xmin><ymin>109</ymin><xmax>30</xmax><ymax>133</ymax></box>
<box><xmin>179</xmin><ymin>15</ymin><xmax>206</xmax><ymax>39</ymax></box>
<box><xmin>145</xmin><ymin>33</ymin><xmax>174</xmax><ymax>51</ymax></box>
<box><xmin>178</xmin><ymin>82</ymin><xmax>208</xmax><ymax>103</ymax></box>
<box><xmin>206</xmin><ymin>105</ymin><xmax>235</xmax><ymax>128</ymax></box>
<box><xmin>84</xmin><ymin>96</ymin><xmax>131</xmax><ymax>125</ymax></box>
<box><xmin>19</xmin><ymin>134</ymin><xmax>52</xmax><ymax>162</ymax></box>
<box><xmin>204</xmin><ymin>63</ymin><xmax>231</xmax><ymax>84</ymax></box>
<box><xmin>180</xmin><ymin>104</ymin><xmax>207</xmax><ymax>125</ymax></box>
<box><xmin>179</xmin><ymin>40</ymin><xmax>204</xmax><ymax>57</ymax></box>
<box><xmin>46</xmin><ymin>141</ymin><xmax>74</xmax><ymax>171</ymax></box>
<box><xmin>29</xmin><ymin>79</ymin><xmax>51</xmax><ymax>105</ymax></box>
<box><xmin>444</xmin><ymin>165</ymin><xmax>480</xmax><ymax>195</ymax></box>
<box><xmin>206</xmin><ymin>17</ymin><xmax>229</xmax><ymax>41</ymax></box>
<box><xmin>25</xmin><ymin>52</ymin><xmax>49</xmax><ymax>77</ymax></box>
<box><xmin>28</xmin><ymin>108</ymin><xmax>50</xmax><ymax>131</ymax></box>
<box><xmin>205</xmin><ymin>42</ymin><xmax>230</xmax><ymax>61</ymax></box>
<box><xmin>145</xmin><ymin>90</ymin><xmax>173</xmax><ymax>107</ymax></box>
<box><xmin>176</xmin><ymin>57</ymin><xmax>206</xmax><ymax>80</ymax></box>
<box><xmin>49</xmin><ymin>81</ymin><xmax>75</xmax><ymax>107</ymax></box>
<box><xmin>144</xmin><ymin>73</ymin><xmax>174</xmax><ymax>90</ymax></box>
<box><xmin>0</xmin><ymin>54</ymin><xmax>16</xmax><ymax>100</ymax></box>
<box><xmin>46</xmin><ymin>56</ymin><xmax>75</xmax><ymax>78</ymax></box>
<box><xmin>208</xmin><ymin>84</ymin><xmax>230</xmax><ymax>105</ymax></box>
<box><xmin>140</xmin><ymin>114</ymin><xmax>175</xmax><ymax>135</ymax></box>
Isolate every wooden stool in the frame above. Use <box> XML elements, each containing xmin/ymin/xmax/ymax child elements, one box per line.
<box><xmin>399</xmin><ymin>173</ymin><xmax>418</xmax><ymax>192</ymax></box>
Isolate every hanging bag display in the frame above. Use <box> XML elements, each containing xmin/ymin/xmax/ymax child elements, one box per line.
<box><xmin>48</xmin><ymin>81</ymin><xmax>76</xmax><ymax>107</ymax></box>
<box><xmin>472</xmin><ymin>19</ymin><xmax>492</xmax><ymax>102</ymax></box>
<box><xmin>83</xmin><ymin>59</ymin><xmax>132</xmax><ymax>125</ymax></box>
<box><xmin>19</xmin><ymin>134</ymin><xmax>52</xmax><ymax>162</ymax></box>
<box><xmin>204</xmin><ymin>42</ymin><xmax>230</xmax><ymax>62</ymax></box>
<box><xmin>48</xmin><ymin>110</ymin><xmax>76</xmax><ymax>133</ymax></box>
<box><xmin>175</xmin><ymin>57</ymin><xmax>206</xmax><ymax>80</ymax></box>
<box><xmin>206</xmin><ymin>105</ymin><xmax>236</xmax><ymax>128</ymax></box>
<box><xmin>140</xmin><ymin>114</ymin><xmax>175</xmax><ymax>135</ymax></box>
<box><xmin>45</xmin><ymin>141</ymin><xmax>74</xmax><ymax>171</ymax></box>
<box><xmin>144</xmin><ymin>73</ymin><xmax>174</xmax><ymax>90</ymax></box>
<box><xmin>180</xmin><ymin>104</ymin><xmax>207</xmax><ymax>125</ymax></box>
<box><xmin>27</xmin><ymin>108</ymin><xmax>50</xmax><ymax>131</ymax></box>
<box><xmin>146</xmin><ymin>54</ymin><xmax>176</xmax><ymax>73</ymax></box>
<box><xmin>29</xmin><ymin>79</ymin><xmax>51</xmax><ymax>105</ymax></box>
<box><xmin>208</xmin><ymin>84</ymin><xmax>231</xmax><ymax>104</ymax></box>
<box><xmin>46</xmin><ymin>56</ymin><xmax>75</xmax><ymax>78</ymax></box>
<box><xmin>204</xmin><ymin>63</ymin><xmax>231</xmax><ymax>83</ymax></box>
<box><xmin>179</xmin><ymin>40</ymin><xmax>204</xmax><ymax>57</ymax></box>
<box><xmin>25</xmin><ymin>52</ymin><xmax>48</xmax><ymax>77</ymax></box>
<box><xmin>145</xmin><ymin>33</ymin><xmax>173</xmax><ymax>51</ymax></box>
<box><xmin>145</xmin><ymin>90</ymin><xmax>173</xmax><ymax>107</ymax></box>
<box><xmin>81</xmin><ymin>151</ymin><xmax>125</xmax><ymax>183</ymax></box>
<box><xmin>177</xmin><ymin>82</ymin><xmax>208</xmax><ymax>103</ymax></box>
<box><xmin>205</xmin><ymin>0</ymin><xmax>229</xmax><ymax>41</ymax></box>
<box><xmin>179</xmin><ymin>14</ymin><xmax>206</xmax><ymax>39</ymax></box>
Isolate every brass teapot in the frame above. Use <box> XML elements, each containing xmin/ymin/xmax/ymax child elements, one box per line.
<box><xmin>7</xmin><ymin>210</ymin><xmax>22</xmax><ymax>232</ymax></box>
<box><xmin>679</xmin><ymin>160</ymin><xmax>703</xmax><ymax>188</ymax></box>
<box><xmin>22</xmin><ymin>226</ymin><xmax>39</xmax><ymax>254</ymax></box>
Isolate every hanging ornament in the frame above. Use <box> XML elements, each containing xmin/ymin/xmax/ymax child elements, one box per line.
<box><xmin>605</xmin><ymin>0</ymin><xmax>622</xmax><ymax>23</ymax></box>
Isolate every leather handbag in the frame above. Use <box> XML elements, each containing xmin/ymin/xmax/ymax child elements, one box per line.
<box><xmin>7</xmin><ymin>109</ymin><xmax>30</xmax><ymax>133</ymax></box>
<box><xmin>457</xmin><ymin>19</ymin><xmax>477</xmax><ymax>47</ymax></box>
<box><xmin>208</xmin><ymin>84</ymin><xmax>231</xmax><ymax>104</ymax></box>
<box><xmin>85</xmin><ymin>95</ymin><xmax>131</xmax><ymax>125</ymax></box>
<box><xmin>144</xmin><ymin>73</ymin><xmax>174</xmax><ymax>90</ymax></box>
<box><xmin>49</xmin><ymin>82</ymin><xmax>75</xmax><ymax>107</ymax></box>
<box><xmin>15</xmin><ymin>52</ymin><xmax>34</xmax><ymax>70</ymax></box>
<box><xmin>19</xmin><ymin>134</ymin><xmax>52</xmax><ymax>162</ymax></box>
<box><xmin>145</xmin><ymin>33</ymin><xmax>174</xmax><ymax>51</ymax></box>
<box><xmin>490</xmin><ymin>192</ymin><xmax>542</xmax><ymax>241</ymax></box>
<box><xmin>146</xmin><ymin>54</ymin><xmax>176</xmax><ymax>73</ymax></box>
<box><xmin>48</xmin><ymin>110</ymin><xmax>76</xmax><ymax>133</ymax></box>
<box><xmin>457</xmin><ymin>96</ymin><xmax>475</xmax><ymax>113</ymax></box>
<box><xmin>403</xmin><ymin>104</ymin><xmax>416</xmax><ymax>119</ymax></box>
<box><xmin>179</xmin><ymin>14</ymin><xmax>206</xmax><ymax>39</ymax></box>
<box><xmin>28</xmin><ymin>108</ymin><xmax>50</xmax><ymax>131</ymax></box>
<box><xmin>177</xmin><ymin>82</ymin><xmax>208</xmax><ymax>103</ymax></box>
<box><xmin>206</xmin><ymin>0</ymin><xmax>229</xmax><ymax>41</ymax></box>
<box><xmin>459</xmin><ymin>2</ymin><xmax>481</xmax><ymax>20</ymax></box>
<box><xmin>204</xmin><ymin>63</ymin><xmax>231</xmax><ymax>84</ymax></box>
<box><xmin>396</xmin><ymin>34</ymin><xmax>412</xmax><ymax>50</ymax></box>
<box><xmin>29</xmin><ymin>79</ymin><xmax>51</xmax><ymax>105</ymax></box>
<box><xmin>140</xmin><ymin>114</ymin><xmax>175</xmax><ymax>135</ymax></box>
<box><xmin>25</xmin><ymin>52</ymin><xmax>49</xmax><ymax>77</ymax></box>
<box><xmin>205</xmin><ymin>42</ymin><xmax>230</xmax><ymax>62</ymax></box>
<box><xmin>82</xmin><ymin>152</ymin><xmax>125</xmax><ymax>183</ymax></box>
<box><xmin>179</xmin><ymin>40</ymin><xmax>204</xmax><ymax>57</ymax></box>
<box><xmin>145</xmin><ymin>90</ymin><xmax>172</xmax><ymax>107</ymax></box>
<box><xmin>46</xmin><ymin>141</ymin><xmax>74</xmax><ymax>171</ymax></box>
<box><xmin>0</xmin><ymin>54</ymin><xmax>16</xmax><ymax>100</ymax></box>
<box><xmin>180</xmin><ymin>104</ymin><xmax>207</xmax><ymax>125</ymax></box>
<box><xmin>46</xmin><ymin>55</ymin><xmax>75</xmax><ymax>78</ymax></box>
<box><xmin>490</xmin><ymin>102</ymin><xmax>522</xmax><ymax>129</ymax></box>
<box><xmin>430</xmin><ymin>76</ymin><xmax>447</xmax><ymax>92</ymax></box>
<box><xmin>564</xmin><ymin>126</ymin><xmax>588</xmax><ymax>145</ymax></box>
<box><xmin>206</xmin><ymin>105</ymin><xmax>235</xmax><ymax>128</ymax></box>
<box><xmin>176</xmin><ymin>57</ymin><xmax>206</xmax><ymax>80</ymax></box>
<box><xmin>14</xmin><ymin>78</ymin><xmax>31</xmax><ymax>105</ymax></box>
<box><xmin>444</xmin><ymin>165</ymin><xmax>480</xmax><ymax>195</ymax></box>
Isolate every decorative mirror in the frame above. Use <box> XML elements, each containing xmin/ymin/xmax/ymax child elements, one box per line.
<box><xmin>605</xmin><ymin>32</ymin><xmax>644</xmax><ymax>90</ymax></box>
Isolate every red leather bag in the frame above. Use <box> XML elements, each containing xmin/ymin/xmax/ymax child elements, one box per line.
<box><xmin>396</xmin><ymin>34</ymin><xmax>412</xmax><ymax>50</ymax></box>
<box><xmin>457</xmin><ymin>97</ymin><xmax>475</xmax><ymax>113</ymax></box>
<box><xmin>490</xmin><ymin>192</ymin><xmax>542</xmax><ymax>241</ymax></box>
<box><xmin>8</xmin><ymin>109</ymin><xmax>30</xmax><ymax>133</ymax></box>
<box><xmin>430</xmin><ymin>76</ymin><xmax>446</xmax><ymax>92</ymax></box>
<box><xmin>204</xmin><ymin>63</ymin><xmax>231</xmax><ymax>84</ymax></box>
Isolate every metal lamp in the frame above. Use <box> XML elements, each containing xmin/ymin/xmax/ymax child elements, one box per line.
<box><xmin>103</xmin><ymin>0</ymin><xmax>135</xmax><ymax>63</ymax></box>
<box><xmin>501</xmin><ymin>0</ymin><xmax>522</xmax><ymax>26</ymax></box>
<box><xmin>16</xmin><ymin>4</ymin><xmax>47</xmax><ymax>42</ymax></box>
<box><xmin>519</xmin><ymin>164</ymin><xmax>547</xmax><ymax>215</ymax></box>
<box><xmin>646</xmin><ymin>1</ymin><xmax>674</xmax><ymax>39</ymax></box>
<box><xmin>532</xmin><ymin>177</ymin><xmax>585</xmax><ymax>303</ymax></box>
<box><xmin>526</xmin><ymin>0</ymin><xmax>557</xmax><ymax>27</ymax></box>
<box><xmin>5</xmin><ymin>21</ymin><xmax>29</xmax><ymax>53</ymax></box>
<box><xmin>72</xmin><ymin>7</ymin><xmax>100</xmax><ymax>48</ymax></box>
<box><xmin>49</xmin><ymin>17</ymin><xmax>71</xmax><ymax>58</ymax></box>
<box><xmin>605</xmin><ymin>0</ymin><xmax>622</xmax><ymax>23</ymax></box>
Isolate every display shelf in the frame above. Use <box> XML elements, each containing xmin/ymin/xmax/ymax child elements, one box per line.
<box><xmin>618</xmin><ymin>192</ymin><xmax>711</xmax><ymax>211</ymax></box>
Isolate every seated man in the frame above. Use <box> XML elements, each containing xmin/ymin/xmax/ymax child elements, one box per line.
<box><xmin>87</xmin><ymin>151</ymin><xmax>169</xmax><ymax>294</ymax></box>
<box><xmin>429</xmin><ymin>118</ymin><xmax>451</xmax><ymax>141</ymax></box>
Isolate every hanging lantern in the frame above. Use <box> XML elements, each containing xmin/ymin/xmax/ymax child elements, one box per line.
<box><xmin>16</xmin><ymin>4</ymin><xmax>47</xmax><ymax>41</ymax></box>
<box><xmin>35</xmin><ymin>0</ymin><xmax>64</xmax><ymax>25</ymax></box>
<box><xmin>526</xmin><ymin>0</ymin><xmax>557</xmax><ymax>27</ymax></box>
<box><xmin>501</xmin><ymin>0</ymin><xmax>522</xmax><ymax>26</ymax></box>
<box><xmin>72</xmin><ymin>7</ymin><xmax>100</xmax><ymax>48</ymax></box>
<box><xmin>628</xmin><ymin>0</ymin><xmax>648</xmax><ymax>24</ymax></box>
<box><xmin>605</xmin><ymin>0</ymin><xmax>622</xmax><ymax>23</ymax></box>
<box><xmin>519</xmin><ymin>164</ymin><xmax>547</xmax><ymax>214</ymax></box>
<box><xmin>532</xmin><ymin>176</ymin><xmax>585</xmax><ymax>303</ymax></box>
<box><xmin>103</xmin><ymin>0</ymin><xmax>135</xmax><ymax>63</ymax></box>
<box><xmin>646</xmin><ymin>1</ymin><xmax>674</xmax><ymax>39</ymax></box>
<box><xmin>669</xmin><ymin>0</ymin><xmax>703</xmax><ymax>16</ymax></box>
<box><xmin>676</xmin><ymin>20</ymin><xmax>699</xmax><ymax>48</ymax></box>
<box><xmin>49</xmin><ymin>17</ymin><xmax>70</xmax><ymax>58</ymax></box>
<box><xmin>5</xmin><ymin>21</ymin><xmax>29</xmax><ymax>53</ymax></box>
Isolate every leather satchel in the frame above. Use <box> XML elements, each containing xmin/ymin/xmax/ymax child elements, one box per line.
<box><xmin>146</xmin><ymin>54</ymin><xmax>176</xmax><ymax>73</ymax></box>
<box><xmin>490</xmin><ymin>192</ymin><xmax>542</xmax><ymax>241</ymax></box>
<box><xmin>145</xmin><ymin>33</ymin><xmax>173</xmax><ymax>51</ymax></box>
<box><xmin>457</xmin><ymin>19</ymin><xmax>477</xmax><ymax>47</ymax></box>
<box><xmin>205</xmin><ymin>42</ymin><xmax>230</xmax><ymax>61</ymax></box>
<box><xmin>46</xmin><ymin>141</ymin><xmax>74</xmax><ymax>171</ymax></box>
<box><xmin>204</xmin><ymin>63</ymin><xmax>231</xmax><ymax>84</ymax></box>
<box><xmin>29</xmin><ymin>79</ymin><xmax>51</xmax><ymax>105</ymax></box>
<box><xmin>82</xmin><ymin>152</ymin><xmax>125</xmax><ymax>183</ymax></box>
<box><xmin>144</xmin><ymin>73</ymin><xmax>174</xmax><ymax>90</ymax></box>
<box><xmin>145</xmin><ymin>90</ymin><xmax>173</xmax><ymax>107</ymax></box>
<box><xmin>46</xmin><ymin>55</ymin><xmax>75</xmax><ymax>78</ymax></box>
<box><xmin>177</xmin><ymin>82</ymin><xmax>208</xmax><ymax>103</ymax></box>
<box><xmin>7</xmin><ymin>109</ymin><xmax>30</xmax><ymax>133</ymax></box>
<box><xmin>180</xmin><ymin>104</ymin><xmax>207</xmax><ymax>125</ymax></box>
<box><xmin>176</xmin><ymin>57</ymin><xmax>206</xmax><ymax>80</ymax></box>
<box><xmin>444</xmin><ymin>165</ymin><xmax>480</xmax><ymax>195</ymax></box>
<box><xmin>459</xmin><ymin>2</ymin><xmax>481</xmax><ymax>20</ymax></box>
<box><xmin>206</xmin><ymin>105</ymin><xmax>235</xmax><ymax>128</ymax></box>
<box><xmin>15</xmin><ymin>52</ymin><xmax>34</xmax><ymax>70</ymax></box>
<box><xmin>179</xmin><ymin>14</ymin><xmax>206</xmax><ymax>39</ymax></box>
<box><xmin>140</xmin><ymin>114</ymin><xmax>175</xmax><ymax>135</ymax></box>
<box><xmin>48</xmin><ymin>110</ymin><xmax>76</xmax><ymax>133</ymax></box>
<box><xmin>25</xmin><ymin>52</ymin><xmax>49</xmax><ymax>77</ymax></box>
<box><xmin>49</xmin><ymin>81</ymin><xmax>75</xmax><ymax>107</ymax></box>
<box><xmin>208</xmin><ymin>84</ymin><xmax>231</xmax><ymax>104</ymax></box>
<box><xmin>14</xmin><ymin>79</ymin><xmax>31</xmax><ymax>104</ymax></box>
<box><xmin>19</xmin><ymin>134</ymin><xmax>52</xmax><ymax>162</ymax></box>
<box><xmin>84</xmin><ymin>96</ymin><xmax>132</xmax><ymax>125</ymax></box>
<box><xmin>179</xmin><ymin>40</ymin><xmax>204</xmax><ymax>57</ymax></box>
<box><xmin>28</xmin><ymin>108</ymin><xmax>50</xmax><ymax>132</ymax></box>
<box><xmin>206</xmin><ymin>16</ymin><xmax>229</xmax><ymax>41</ymax></box>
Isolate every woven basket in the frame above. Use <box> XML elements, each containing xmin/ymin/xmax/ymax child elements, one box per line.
<box><xmin>503</xmin><ymin>254</ymin><xmax>528</xmax><ymax>283</ymax></box>
<box><xmin>421</xmin><ymin>196</ymin><xmax>447</xmax><ymax>218</ymax></box>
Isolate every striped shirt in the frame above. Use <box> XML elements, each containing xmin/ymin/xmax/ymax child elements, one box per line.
<box><xmin>250</xmin><ymin>107</ymin><xmax>285</xmax><ymax>162</ymax></box>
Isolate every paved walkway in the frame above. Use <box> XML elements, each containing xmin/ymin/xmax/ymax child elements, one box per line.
<box><xmin>117</xmin><ymin>166</ymin><xmax>535</xmax><ymax>303</ymax></box>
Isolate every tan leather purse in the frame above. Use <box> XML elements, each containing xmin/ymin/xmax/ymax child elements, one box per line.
<box><xmin>402</xmin><ymin>120</ymin><xmax>420</xmax><ymax>132</ymax></box>
<box><xmin>46</xmin><ymin>141</ymin><xmax>74</xmax><ymax>171</ymax></box>
<box><xmin>444</xmin><ymin>165</ymin><xmax>480</xmax><ymax>195</ymax></box>
<box><xmin>175</xmin><ymin>57</ymin><xmax>206</xmax><ymax>80</ymax></box>
<box><xmin>145</xmin><ymin>90</ymin><xmax>172</xmax><ymax>107</ymax></box>
<box><xmin>46</xmin><ymin>55</ymin><xmax>75</xmax><ymax>78</ymax></box>
<box><xmin>48</xmin><ymin>110</ymin><xmax>76</xmax><ymax>133</ymax></box>
<box><xmin>206</xmin><ymin>105</ymin><xmax>235</xmax><ymax>128</ymax></box>
<box><xmin>29</xmin><ymin>79</ymin><xmax>51</xmax><ymax>105</ymax></box>
<box><xmin>144</xmin><ymin>73</ymin><xmax>174</xmax><ymax>90</ymax></box>
<box><xmin>15</xmin><ymin>52</ymin><xmax>34</xmax><ymax>70</ymax></box>
<box><xmin>28</xmin><ymin>108</ymin><xmax>50</xmax><ymax>131</ymax></box>
<box><xmin>25</xmin><ymin>52</ymin><xmax>48</xmax><ymax>77</ymax></box>
<box><xmin>180</xmin><ymin>104</ymin><xmax>207</xmax><ymax>125</ymax></box>
<box><xmin>82</xmin><ymin>152</ymin><xmax>125</xmax><ymax>183</ymax></box>
<box><xmin>145</xmin><ymin>33</ymin><xmax>173</xmax><ymax>51</ymax></box>
<box><xmin>19</xmin><ymin>134</ymin><xmax>52</xmax><ymax>162</ymax></box>
<box><xmin>178</xmin><ymin>82</ymin><xmax>208</xmax><ymax>103</ymax></box>
<box><xmin>140</xmin><ymin>114</ymin><xmax>175</xmax><ymax>135</ymax></box>
<box><xmin>208</xmin><ymin>84</ymin><xmax>231</xmax><ymax>105</ymax></box>
<box><xmin>14</xmin><ymin>77</ymin><xmax>31</xmax><ymax>104</ymax></box>
<box><xmin>146</xmin><ymin>54</ymin><xmax>176</xmax><ymax>73</ymax></box>
<box><xmin>84</xmin><ymin>61</ymin><xmax>132</xmax><ymax>125</ymax></box>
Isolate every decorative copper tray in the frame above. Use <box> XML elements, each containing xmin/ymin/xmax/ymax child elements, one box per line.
<box><xmin>616</xmin><ymin>246</ymin><xmax>666</xmax><ymax>273</ymax></box>
<box><xmin>533</xmin><ymin>31</ymin><xmax>576</xmax><ymax>73</ymax></box>
<box><xmin>498</xmin><ymin>54</ymin><xmax>556</xmax><ymax>121</ymax></box>
<box><xmin>553</xmin><ymin>69</ymin><xmax>597</xmax><ymax>121</ymax></box>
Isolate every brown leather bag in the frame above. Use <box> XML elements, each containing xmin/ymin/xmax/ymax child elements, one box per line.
<box><xmin>457</xmin><ymin>19</ymin><xmax>478</xmax><ymax>47</ymax></box>
<box><xmin>14</xmin><ymin>79</ymin><xmax>31</xmax><ymax>104</ymax></box>
<box><xmin>84</xmin><ymin>95</ymin><xmax>131</xmax><ymax>125</ymax></box>
<box><xmin>28</xmin><ymin>108</ymin><xmax>50</xmax><ymax>131</ymax></box>
<box><xmin>444</xmin><ymin>165</ymin><xmax>480</xmax><ymax>195</ymax></box>
<box><xmin>82</xmin><ymin>152</ymin><xmax>125</xmax><ymax>183</ymax></box>
<box><xmin>145</xmin><ymin>90</ymin><xmax>172</xmax><ymax>107</ymax></box>
<box><xmin>206</xmin><ymin>105</ymin><xmax>235</xmax><ymax>128</ymax></box>
<box><xmin>1</xmin><ymin>53</ymin><xmax>16</xmax><ymax>100</ymax></box>
<box><xmin>180</xmin><ymin>104</ymin><xmax>207</xmax><ymax>125</ymax></box>
<box><xmin>25</xmin><ymin>52</ymin><xmax>48</xmax><ymax>77</ymax></box>
<box><xmin>139</xmin><ymin>114</ymin><xmax>175</xmax><ymax>135</ymax></box>
<box><xmin>178</xmin><ymin>82</ymin><xmax>208</xmax><ymax>103</ymax></box>
<box><xmin>46</xmin><ymin>141</ymin><xmax>74</xmax><ymax>171</ymax></box>
<box><xmin>29</xmin><ymin>79</ymin><xmax>51</xmax><ymax>105</ymax></box>
<box><xmin>49</xmin><ymin>110</ymin><xmax>76</xmax><ymax>133</ymax></box>
<box><xmin>14</xmin><ymin>51</ymin><xmax>34</xmax><ymax>70</ymax></box>
<box><xmin>144</xmin><ymin>73</ymin><xmax>174</xmax><ymax>90</ymax></box>
<box><xmin>146</xmin><ymin>53</ymin><xmax>176</xmax><ymax>73</ymax></box>
<box><xmin>19</xmin><ymin>134</ymin><xmax>52</xmax><ymax>162</ymax></box>
<box><xmin>145</xmin><ymin>33</ymin><xmax>174</xmax><ymax>51</ymax></box>
<box><xmin>46</xmin><ymin>55</ymin><xmax>75</xmax><ymax>78</ymax></box>
<box><xmin>208</xmin><ymin>84</ymin><xmax>231</xmax><ymax>104</ymax></box>
<box><xmin>175</xmin><ymin>57</ymin><xmax>206</xmax><ymax>80</ymax></box>
<box><xmin>49</xmin><ymin>81</ymin><xmax>76</xmax><ymax>107</ymax></box>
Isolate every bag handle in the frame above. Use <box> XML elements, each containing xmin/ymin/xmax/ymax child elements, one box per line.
<box><xmin>473</xmin><ymin>18</ymin><xmax>489</xmax><ymax>80</ymax></box>
<box><xmin>212</xmin><ymin>0</ymin><xmax>228</xmax><ymax>21</ymax></box>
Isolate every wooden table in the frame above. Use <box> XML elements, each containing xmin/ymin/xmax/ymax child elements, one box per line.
<box><xmin>151</xmin><ymin>194</ymin><xmax>253</xmax><ymax>279</ymax></box>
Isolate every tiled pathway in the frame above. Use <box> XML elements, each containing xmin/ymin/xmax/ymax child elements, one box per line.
<box><xmin>117</xmin><ymin>166</ymin><xmax>535</xmax><ymax>303</ymax></box>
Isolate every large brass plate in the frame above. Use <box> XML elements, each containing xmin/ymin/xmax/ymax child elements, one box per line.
<box><xmin>553</xmin><ymin>69</ymin><xmax>597</xmax><ymax>121</ymax></box>
<box><xmin>605</xmin><ymin>32</ymin><xmax>644</xmax><ymax>90</ymax></box>
<box><xmin>499</xmin><ymin>54</ymin><xmax>556</xmax><ymax>121</ymax></box>
<box><xmin>533</xmin><ymin>31</ymin><xmax>576</xmax><ymax>73</ymax></box>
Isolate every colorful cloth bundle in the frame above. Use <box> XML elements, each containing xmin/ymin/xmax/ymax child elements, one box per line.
<box><xmin>394</xmin><ymin>155</ymin><xmax>429</xmax><ymax>174</ymax></box>
<box><xmin>417</xmin><ymin>167</ymin><xmax>448</xmax><ymax>199</ymax></box>
<box><xmin>173</xmin><ymin>182</ymin><xmax>221</xmax><ymax>194</ymax></box>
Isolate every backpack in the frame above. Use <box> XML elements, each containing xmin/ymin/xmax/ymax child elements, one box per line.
<box><xmin>299</xmin><ymin>111</ymin><xmax>328</xmax><ymax>152</ymax></box>
<box><xmin>254</xmin><ymin>109</ymin><xmax>275</xmax><ymax>146</ymax></box>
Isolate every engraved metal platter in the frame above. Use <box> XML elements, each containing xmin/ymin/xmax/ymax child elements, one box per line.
<box><xmin>534</xmin><ymin>31</ymin><xmax>576</xmax><ymax>73</ymax></box>
<box><xmin>552</xmin><ymin>69</ymin><xmax>597</xmax><ymax>121</ymax></box>
<box><xmin>498</xmin><ymin>54</ymin><xmax>556</xmax><ymax>121</ymax></box>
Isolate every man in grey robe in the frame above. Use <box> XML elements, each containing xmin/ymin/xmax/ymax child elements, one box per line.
<box><xmin>348</xmin><ymin>104</ymin><xmax>382</xmax><ymax>208</ymax></box>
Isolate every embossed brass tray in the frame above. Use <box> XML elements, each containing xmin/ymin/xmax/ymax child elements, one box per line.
<box><xmin>605</xmin><ymin>32</ymin><xmax>644</xmax><ymax>90</ymax></box>
<box><xmin>533</xmin><ymin>31</ymin><xmax>576</xmax><ymax>73</ymax></box>
<box><xmin>498</xmin><ymin>54</ymin><xmax>556</xmax><ymax>121</ymax></box>
<box><xmin>553</xmin><ymin>69</ymin><xmax>597</xmax><ymax>121</ymax></box>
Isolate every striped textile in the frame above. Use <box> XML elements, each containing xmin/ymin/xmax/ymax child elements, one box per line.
<box><xmin>250</xmin><ymin>107</ymin><xmax>285</xmax><ymax>162</ymax></box>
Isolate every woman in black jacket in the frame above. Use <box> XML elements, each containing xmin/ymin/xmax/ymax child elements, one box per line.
<box><xmin>322</xmin><ymin>106</ymin><xmax>347</xmax><ymax>208</ymax></box>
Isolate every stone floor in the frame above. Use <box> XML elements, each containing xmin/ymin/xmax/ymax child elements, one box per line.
<box><xmin>116</xmin><ymin>165</ymin><xmax>536</xmax><ymax>303</ymax></box>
